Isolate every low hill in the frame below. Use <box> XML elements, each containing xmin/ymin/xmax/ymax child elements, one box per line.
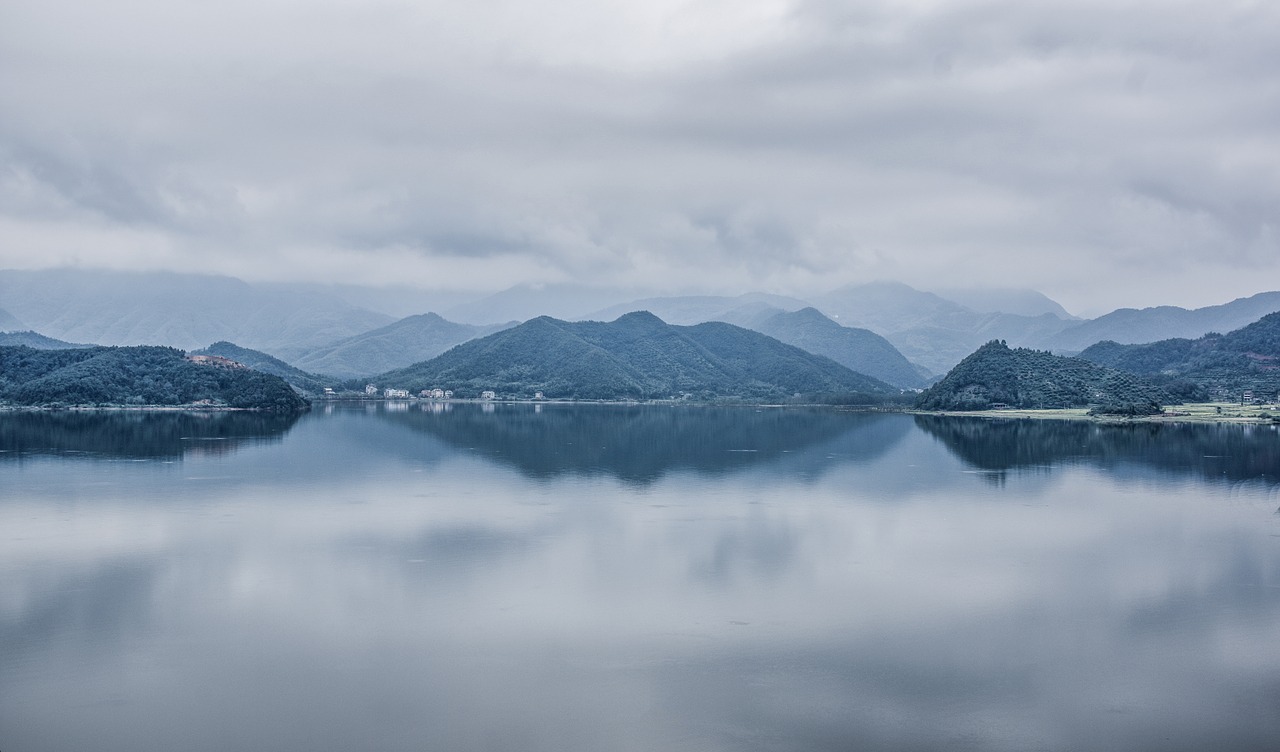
<box><xmin>1078</xmin><ymin>312</ymin><xmax>1280</xmax><ymax>400</ymax></box>
<box><xmin>0</xmin><ymin>345</ymin><xmax>308</xmax><ymax>410</ymax></box>
<box><xmin>748</xmin><ymin>308</ymin><xmax>928</xmax><ymax>388</ymax></box>
<box><xmin>289</xmin><ymin>313</ymin><xmax>512</xmax><ymax>378</ymax></box>
<box><xmin>0</xmin><ymin>331</ymin><xmax>89</xmax><ymax>349</ymax></box>
<box><xmin>193</xmin><ymin>341</ymin><xmax>333</xmax><ymax>395</ymax></box>
<box><xmin>373</xmin><ymin>311</ymin><xmax>899</xmax><ymax>402</ymax></box>
<box><xmin>916</xmin><ymin>341</ymin><xmax>1167</xmax><ymax>414</ymax></box>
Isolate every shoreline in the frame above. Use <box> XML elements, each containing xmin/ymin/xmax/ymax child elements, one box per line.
<box><xmin>910</xmin><ymin>402</ymin><xmax>1280</xmax><ymax>425</ymax></box>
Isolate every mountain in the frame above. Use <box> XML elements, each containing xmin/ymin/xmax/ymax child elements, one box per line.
<box><xmin>584</xmin><ymin>293</ymin><xmax>810</xmax><ymax>326</ymax></box>
<box><xmin>746</xmin><ymin>308</ymin><xmax>928</xmax><ymax>388</ymax></box>
<box><xmin>1078</xmin><ymin>312</ymin><xmax>1280</xmax><ymax>399</ymax></box>
<box><xmin>1046</xmin><ymin>291</ymin><xmax>1280</xmax><ymax>353</ymax></box>
<box><xmin>930</xmin><ymin>287</ymin><xmax>1077</xmax><ymax>318</ymax></box>
<box><xmin>0</xmin><ymin>331</ymin><xmax>89</xmax><ymax>349</ymax></box>
<box><xmin>192</xmin><ymin>341</ymin><xmax>333</xmax><ymax>395</ymax></box>
<box><xmin>916</xmin><ymin>341</ymin><xmax>1167</xmax><ymax>414</ymax></box>
<box><xmin>374</xmin><ymin>311</ymin><xmax>899</xmax><ymax>401</ymax></box>
<box><xmin>0</xmin><ymin>307</ymin><xmax>24</xmax><ymax>330</ymax></box>
<box><xmin>0</xmin><ymin>269</ymin><xmax>394</xmax><ymax>354</ymax></box>
<box><xmin>813</xmin><ymin>282</ymin><xmax>1077</xmax><ymax>374</ymax></box>
<box><xmin>289</xmin><ymin>313</ymin><xmax>513</xmax><ymax>379</ymax></box>
<box><xmin>0</xmin><ymin>345</ymin><xmax>308</xmax><ymax>410</ymax></box>
<box><xmin>444</xmin><ymin>283</ymin><xmax>652</xmax><ymax>325</ymax></box>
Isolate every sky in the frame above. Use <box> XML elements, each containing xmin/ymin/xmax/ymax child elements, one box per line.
<box><xmin>1</xmin><ymin>0</ymin><xmax>1278</xmax><ymax>316</ymax></box>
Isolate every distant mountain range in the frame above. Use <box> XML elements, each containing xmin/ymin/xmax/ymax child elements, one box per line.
<box><xmin>1044</xmin><ymin>291</ymin><xmax>1280</xmax><ymax>353</ymax></box>
<box><xmin>0</xmin><ymin>269</ymin><xmax>394</xmax><ymax>354</ymax></box>
<box><xmin>374</xmin><ymin>311</ymin><xmax>899</xmax><ymax>401</ymax></box>
<box><xmin>5</xmin><ymin>267</ymin><xmax>1280</xmax><ymax>387</ymax></box>
<box><xmin>287</xmin><ymin>313</ymin><xmax>514</xmax><ymax>379</ymax></box>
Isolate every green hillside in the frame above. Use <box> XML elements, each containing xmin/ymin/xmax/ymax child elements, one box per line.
<box><xmin>372</xmin><ymin>311</ymin><xmax>899</xmax><ymax>402</ymax></box>
<box><xmin>916</xmin><ymin>340</ymin><xmax>1167</xmax><ymax>414</ymax></box>
<box><xmin>194</xmin><ymin>341</ymin><xmax>333</xmax><ymax>394</ymax></box>
<box><xmin>1078</xmin><ymin>311</ymin><xmax>1280</xmax><ymax>399</ymax></box>
<box><xmin>750</xmin><ymin>307</ymin><xmax>928</xmax><ymax>387</ymax></box>
<box><xmin>0</xmin><ymin>345</ymin><xmax>308</xmax><ymax>410</ymax></box>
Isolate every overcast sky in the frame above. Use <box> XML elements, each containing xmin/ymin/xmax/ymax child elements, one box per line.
<box><xmin>2</xmin><ymin>0</ymin><xmax>1277</xmax><ymax>315</ymax></box>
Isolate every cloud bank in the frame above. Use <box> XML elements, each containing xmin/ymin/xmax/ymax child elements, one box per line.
<box><xmin>2</xmin><ymin>0</ymin><xmax>1277</xmax><ymax>312</ymax></box>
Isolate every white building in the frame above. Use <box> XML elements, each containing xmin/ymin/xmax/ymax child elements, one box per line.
<box><xmin>364</xmin><ymin>384</ymin><xmax>378</xmax><ymax>396</ymax></box>
<box><xmin>480</xmin><ymin>390</ymin><xmax>496</xmax><ymax>400</ymax></box>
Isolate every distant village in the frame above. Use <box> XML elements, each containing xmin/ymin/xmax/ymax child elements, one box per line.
<box><xmin>318</xmin><ymin>384</ymin><xmax>546</xmax><ymax>402</ymax></box>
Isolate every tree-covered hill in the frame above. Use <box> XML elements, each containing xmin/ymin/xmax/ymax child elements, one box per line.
<box><xmin>0</xmin><ymin>330</ymin><xmax>89</xmax><ymax>349</ymax></box>
<box><xmin>748</xmin><ymin>307</ymin><xmax>929</xmax><ymax>387</ymax></box>
<box><xmin>916</xmin><ymin>340</ymin><xmax>1167</xmax><ymax>414</ymax></box>
<box><xmin>372</xmin><ymin>311</ymin><xmax>900</xmax><ymax>402</ymax></box>
<box><xmin>1078</xmin><ymin>312</ymin><xmax>1280</xmax><ymax>399</ymax></box>
<box><xmin>0</xmin><ymin>345</ymin><xmax>308</xmax><ymax>410</ymax></box>
<box><xmin>193</xmin><ymin>341</ymin><xmax>333</xmax><ymax>395</ymax></box>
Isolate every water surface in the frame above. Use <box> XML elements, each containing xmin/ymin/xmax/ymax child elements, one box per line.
<box><xmin>2</xmin><ymin>405</ymin><xmax>1278</xmax><ymax>751</ymax></box>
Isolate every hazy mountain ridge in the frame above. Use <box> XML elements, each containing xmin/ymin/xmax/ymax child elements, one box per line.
<box><xmin>0</xmin><ymin>269</ymin><xmax>394</xmax><ymax>354</ymax></box>
<box><xmin>1046</xmin><ymin>291</ymin><xmax>1280</xmax><ymax>353</ymax></box>
<box><xmin>289</xmin><ymin>313</ymin><xmax>515</xmax><ymax>379</ymax></box>
<box><xmin>373</xmin><ymin>311</ymin><xmax>899</xmax><ymax>401</ymax></box>
<box><xmin>748</xmin><ymin>308</ymin><xmax>929</xmax><ymax>388</ymax></box>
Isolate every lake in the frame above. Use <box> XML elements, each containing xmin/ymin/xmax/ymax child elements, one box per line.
<box><xmin>2</xmin><ymin>404</ymin><xmax>1279</xmax><ymax>751</ymax></box>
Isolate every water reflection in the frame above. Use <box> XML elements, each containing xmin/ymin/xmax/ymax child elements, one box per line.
<box><xmin>372</xmin><ymin>403</ymin><xmax>910</xmax><ymax>483</ymax></box>
<box><xmin>916</xmin><ymin>415</ymin><xmax>1280</xmax><ymax>487</ymax></box>
<box><xmin>0</xmin><ymin>410</ymin><xmax>300</xmax><ymax>460</ymax></box>
<box><xmin>3</xmin><ymin>407</ymin><xmax>1280</xmax><ymax>751</ymax></box>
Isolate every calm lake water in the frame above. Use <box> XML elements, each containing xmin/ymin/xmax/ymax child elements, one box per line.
<box><xmin>2</xmin><ymin>404</ymin><xmax>1279</xmax><ymax>751</ymax></box>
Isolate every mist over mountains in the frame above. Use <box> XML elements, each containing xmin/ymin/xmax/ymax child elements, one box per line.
<box><xmin>4</xmin><ymin>268</ymin><xmax>1280</xmax><ymax>385</ymax></box>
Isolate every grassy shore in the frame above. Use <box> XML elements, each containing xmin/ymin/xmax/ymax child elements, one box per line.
<box><xmin>912</xmin><ymin>402</ymin><xmax>1280</xmax><ymax>424</ymax></box>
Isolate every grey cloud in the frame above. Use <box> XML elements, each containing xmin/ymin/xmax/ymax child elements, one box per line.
<box><xmin>1</xmin><ymin>0</ymin><xmax>1278</xmax><ymax>310</ymax></box>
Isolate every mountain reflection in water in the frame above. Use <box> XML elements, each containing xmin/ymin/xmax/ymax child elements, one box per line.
<box><xmin>915</xmin><ymin>414</ymin><xmax>1280</xmax><ymax>487</ymax></box>
<box><xmin>0</xmin><ymin>410</ymin><xmax>300</xmax><ymax>460</ymax></box>
<box><xmin>371</xmin><ymin>403</ymin><xmax>909</xmax><ymax>483</ymax></box>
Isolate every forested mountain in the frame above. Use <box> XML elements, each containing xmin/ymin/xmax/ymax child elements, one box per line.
<box><xmin>192</xmin><ymin>342</ymin><xmax>333</xmax><ymax>395</ymax></box>
<box><xmin>374</xmin><ymin>311</ymin><xmax>899</xmax><ymax>401</ymax></box>
<box><xmin>747</xmin><ymin>308</ymin><xmax>929</xmax><ymax>387</ymax></box>
<box><xmin>0</xmin><ymin>345</ymin><xmax>308</xmax><ymax>410</ymax></box>
<box><xmin>0</xmin><ymin>269</ymin><xmax>394</xmax><ymax>353</ymax></box>
<box><xmin>1047</xmin><ymin>291</ymin><xmax>1280</xmax><ymax>353</ymax></box>
<box><xmin>289</xmin><ymin>313</ymin><xmax>513</xmax><ymax>378</ymax></box>
<box><xmin>0</xmin><ymin>331</ymin><xmax>88</xmax><ymax>349</ymax></box>
<box><xmin>1078</xmin><ymin>312</ymin><xmax>1280</xmax><ymax>399</ymax></box>
<box><xmin>916</xmin><ymin>341</ymin><xmax>1167</xmax><ymax>414</ymax></box>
